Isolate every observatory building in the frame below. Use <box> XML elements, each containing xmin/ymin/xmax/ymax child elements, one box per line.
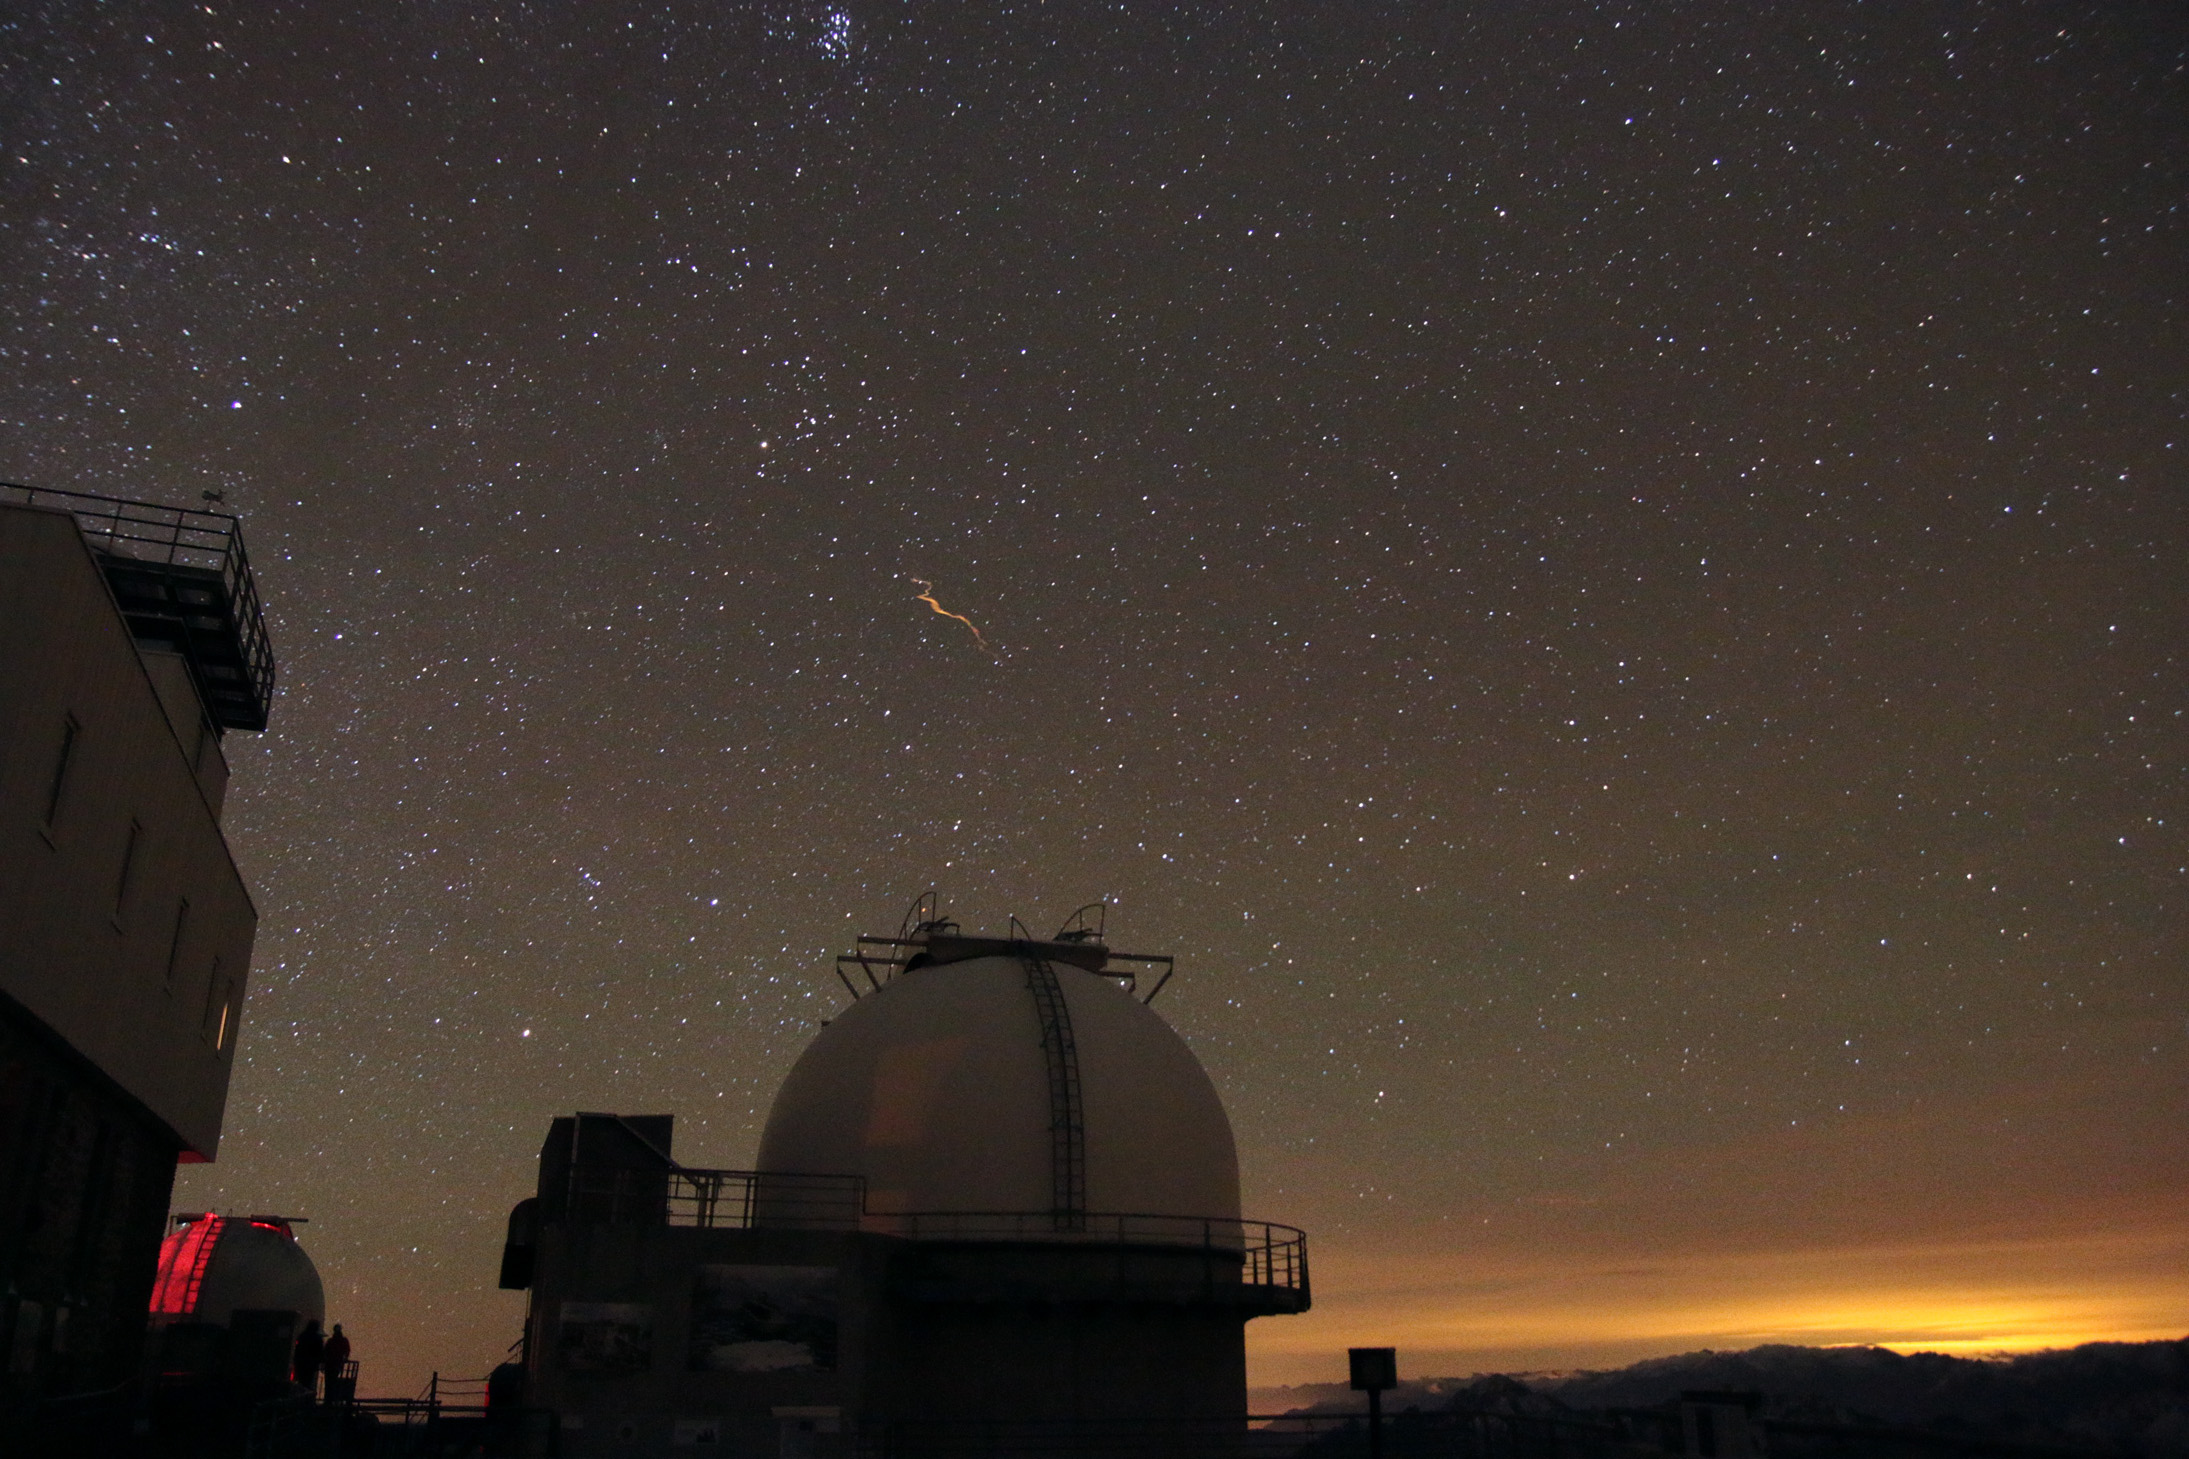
<box><xmin>501</xmin><ymin>905</ymin><xmax>1308</xmax><ymax>1455</ymax></box>
<box><xmin>0</xmin><ymin>485</ymin><xmax>275</xmax><ymax>1428</ymax></box>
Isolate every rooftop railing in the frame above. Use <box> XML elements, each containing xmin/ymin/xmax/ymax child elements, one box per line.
<box><xmin>1</xmin><ymin>482</ymin><xmax>276</xmax><ymax>729</ymax></box>
<box><xmin>5</xmin><ymin>482</ymin><xmax>242</xmax><ymax>571</ymax></box>
<box><xmin>870</xmin><ymin>1210</ymin><xmax>1308</xmax><ymax>1287</ymax></box>
<box><xmin>560</xmin><ymin>1167</ymin><xmax>868</xmax><ymax>1230</ymax></box>
<box><xmin>676</xmin><ymin>1168</ymin><xmax>868</xmax><ymax>1229</ymax></box>
<box><xmin>555</xmin><ymin>1167</ymin><xmax>1308</xmax><ymax>1305</ymax></box>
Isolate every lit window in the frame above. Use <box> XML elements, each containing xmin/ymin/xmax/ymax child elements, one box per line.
<box><xmin>201</xmin><ymin>956</ymin><xmax>226</xmax><ymax>1038</ymax></box>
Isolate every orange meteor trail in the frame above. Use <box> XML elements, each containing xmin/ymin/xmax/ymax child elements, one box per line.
<box><xmin>906</xmin><ymin>575</ymin><xmax>995</xmax><ymax>657</ymax></box>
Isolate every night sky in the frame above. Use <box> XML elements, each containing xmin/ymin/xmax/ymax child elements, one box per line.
<box><xmin>4</xmin><ymin>1</ymin><xmax>2184</xmax><ymax>1395</ymax></box>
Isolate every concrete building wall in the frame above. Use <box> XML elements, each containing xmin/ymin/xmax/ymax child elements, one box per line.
<box><xmin>0</xmin><ymin>498</ymin><xmax>269</xmax><ymax>1426</ymax></box>
<box><xmin>0</xmin><ymin>503</ymin><xmax>256</xmax><ymax>1160</ymax></box>
<box><xmin>526</xmin><ymin>1223</ymin><xmax>880</xmax><ymax>1458</ymax></box>
<box><xmin>868</xmin><ymin>1298</ymin><xmax>1248</xmax><ymax>1427</ymax></box>
<box><xmin>0</xmin><ymin>1006</ymin><xmax>180</xmax><ymax>1407</ymax></box>
<box><xmin>139</xmin><ymin>649</ymin><xmax>230</xmax><ymax>819</ymax></box>
<box><xmin>523</xmin><ymin>1217</ymin><xmax>1256</xmax><ymax>1457</ymax></box>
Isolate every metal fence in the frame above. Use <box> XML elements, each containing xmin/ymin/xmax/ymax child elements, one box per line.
<box><xmin>4</xmin><ymin>481</ymin><xmax>243</xmax><ymax>571</ymax></box>
<box><xmin>857</xmin><ymin>1409</ymin><xmax>1665</xmax><ymax>1459</ymax></box>
<box><xmin>870</xmin><ymin>1210</ymin><xmax>1308</xmax><ymax>1294</ymax></box>
<box><xmin>561</xmin><ymin>1167</ymin><xmax>869</xmax><ymax>1229</ymax></box>
<box><xmin>674</xmin><ymin>1168</ymin><xmax>870</xmax><ymax>1229</ymax></box>
<box><xmin>573</xmin><ymin>1169</ymin><xmax>1302</xmax><ymax>1271</ymax></box>
<box><xmin>556</xmin><ymin>1167</ymin><xmax>1308</xmax><ymax>1303</ymax></box>
<box><xmin>249</xmin><ymin>1368</ymin><xmax>560</xmax><ymax>1458</ymax></box>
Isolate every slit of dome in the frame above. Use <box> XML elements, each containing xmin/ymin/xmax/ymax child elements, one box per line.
<box><xmin>1016</xmin><ymin>945</ymin><xmax>1086</xmax><ymax>1230</ymax></box>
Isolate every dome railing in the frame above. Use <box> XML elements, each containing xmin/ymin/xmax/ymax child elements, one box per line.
<box><xmin>867</xmin><ymin>1210</ymin><xmax>1308</xmax><ymax>1293</ymax></box>
<box><xmin>876</xmin><ymin>1212</ymin><xmax>1309</xmax><ymax>1312</ymax></box>
<box><xmin>558</xmin><ymin>1168</ymin><xmax>1306</xmax><ymax>1299</ymax></box>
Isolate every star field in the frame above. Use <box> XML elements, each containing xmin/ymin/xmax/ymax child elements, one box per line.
<box><xmin>2</xmin><ymin>1</ymin><xmax>2184</xmax><ymax>1390</ymax></box>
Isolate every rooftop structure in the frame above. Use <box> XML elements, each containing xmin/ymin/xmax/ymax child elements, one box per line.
<box><xmin>500</xmin><ymin>901</ymin><xmax>1308</xmax><ymax>1456</ymax></box>
<box><xmin>1</xmin><ymin>483</ymin><xmax>275</xmax><ymax>732</ymax></box>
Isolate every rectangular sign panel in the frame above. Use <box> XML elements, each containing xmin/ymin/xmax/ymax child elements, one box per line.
<box><xmin>689</xmin><ymin>1265</ymin><xmax>839</xmax><ymax>1373</ymax></box>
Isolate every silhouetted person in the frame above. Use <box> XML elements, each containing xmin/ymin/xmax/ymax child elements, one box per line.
<box><xmin>292</xmin><ymin>1318</ymin><xmax>325</xmax><ymax>1395</ymax></box>
<box><xmin>320</xmin><ymin>1323</ymin><xmax>351</xmax><ymax>1403</ymax></box>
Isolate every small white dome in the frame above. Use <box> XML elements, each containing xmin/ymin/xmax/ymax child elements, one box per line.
<box><xmin>757</xmin><ymin>951</ymin><xmax>1239</xmax><ymax>1221</ymax></box>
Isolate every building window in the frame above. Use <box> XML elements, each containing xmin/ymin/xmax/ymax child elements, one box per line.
<box><xmin>164</xmin><ymin>899</ymin><xmax>191</xmax><ymax>987</ymax></box>
<box><xmin>43</xmin><ymin>715</ymin><xmax>80</xmax><ymax>830</ymax></box>
<box><xmin>200</xmin><ymin>957</ymin><xmax>224</xmax><ymax>1037</ymax></box>
<box><xmin>114</xmin><ymin>819</ymin><xmax>143</xmax><ymax>923</ymax></box>
<box><xmin>203</xmin><ymin>958</ymin><xmax>238</xmax><ymax>1053</ymax></box>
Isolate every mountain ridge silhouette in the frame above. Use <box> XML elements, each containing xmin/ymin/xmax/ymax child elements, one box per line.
<box><xmin>1259</xmin><ymin>1338</ymin><xmax>2189</xmax><ymax>1456</ymax></box>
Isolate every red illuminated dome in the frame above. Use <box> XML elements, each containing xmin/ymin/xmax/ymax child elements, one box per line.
<box><xmin>149</xmin><ymin>1213</ymin><xmax>324</xmax><ymax>1329</ymax></box>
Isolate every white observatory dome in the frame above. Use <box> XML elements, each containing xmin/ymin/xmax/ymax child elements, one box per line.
<box><xmin>757</xmin><ymin>946</ymin><xmax>1239</xmax><ymax>1221</ymax></box>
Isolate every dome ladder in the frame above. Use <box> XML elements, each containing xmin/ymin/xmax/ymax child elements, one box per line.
<box><xmin>1014</xmin><ymin>939</ymin><xmax>1087</xmax><ymax>1231</ymax></box>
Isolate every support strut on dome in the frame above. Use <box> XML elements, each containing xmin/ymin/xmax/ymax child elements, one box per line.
<box><xmin>897</xmin><ymin>890</ymin><xmax>956</xmax><ymax>945</ymax></box>
<box><xmin>1054</xmin><ymin>902</ymin><xmax>1106</xmax><ymax>943</ymax></box>
<box><xmin>1013</xmin><ymin>930</ymin><xmax>1087</xmax><ymax>1232</ymax></box>
<box><xmin>837</xmin><ymin>893</ymin><xmax>966</xmax><ymax>997</ymax></box>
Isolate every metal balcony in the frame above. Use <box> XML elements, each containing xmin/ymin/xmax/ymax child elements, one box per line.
<box><xmin>3</xmin><ymin>483</ymin><xmax>277</xmax><ymax>731</ymax></box>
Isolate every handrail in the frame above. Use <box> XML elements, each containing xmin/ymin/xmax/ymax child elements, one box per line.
<box><xmin>875</xmin><ymin>1210</ymin><xmax>1308</xmax><ymax>1293</ymax></box>
<box><xmin>560</xmin><ymin>1167</ymin><xmax>868</xmax><ymax>1229</ymax></box>
<box><xmin>553</xmin><ymin>1166</ymin><xmax>1306</xmax><ymax>1296</ymax></box>
<box><xmin>2</xmin><ymin>482</ymin><xmax>244</xmax><ymax>570</ymax></box>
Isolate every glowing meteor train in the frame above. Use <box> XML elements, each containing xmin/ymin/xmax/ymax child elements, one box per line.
<box><xmin>906</xmin><ymin>574</ymin><xmax>995</xmax><ymax>657</ymax></box>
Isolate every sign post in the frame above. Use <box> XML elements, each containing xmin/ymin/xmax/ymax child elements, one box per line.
<box><xmin>1349</xmin><ymin>1347</ymin><xmax>1398</xmax><ymax>1459</ymax></box>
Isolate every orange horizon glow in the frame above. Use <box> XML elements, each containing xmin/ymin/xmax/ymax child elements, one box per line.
<box><xmin>1246</xmin><ymin>1223</ymin><xmax>2189</xmax><ymax>1387</ymax></box>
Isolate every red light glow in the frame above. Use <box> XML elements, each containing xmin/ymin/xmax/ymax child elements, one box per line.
<box><xmin>148</xmin><ymin>1214</ymin><xmax>223</xmax><ymax>1317</ymax></box>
